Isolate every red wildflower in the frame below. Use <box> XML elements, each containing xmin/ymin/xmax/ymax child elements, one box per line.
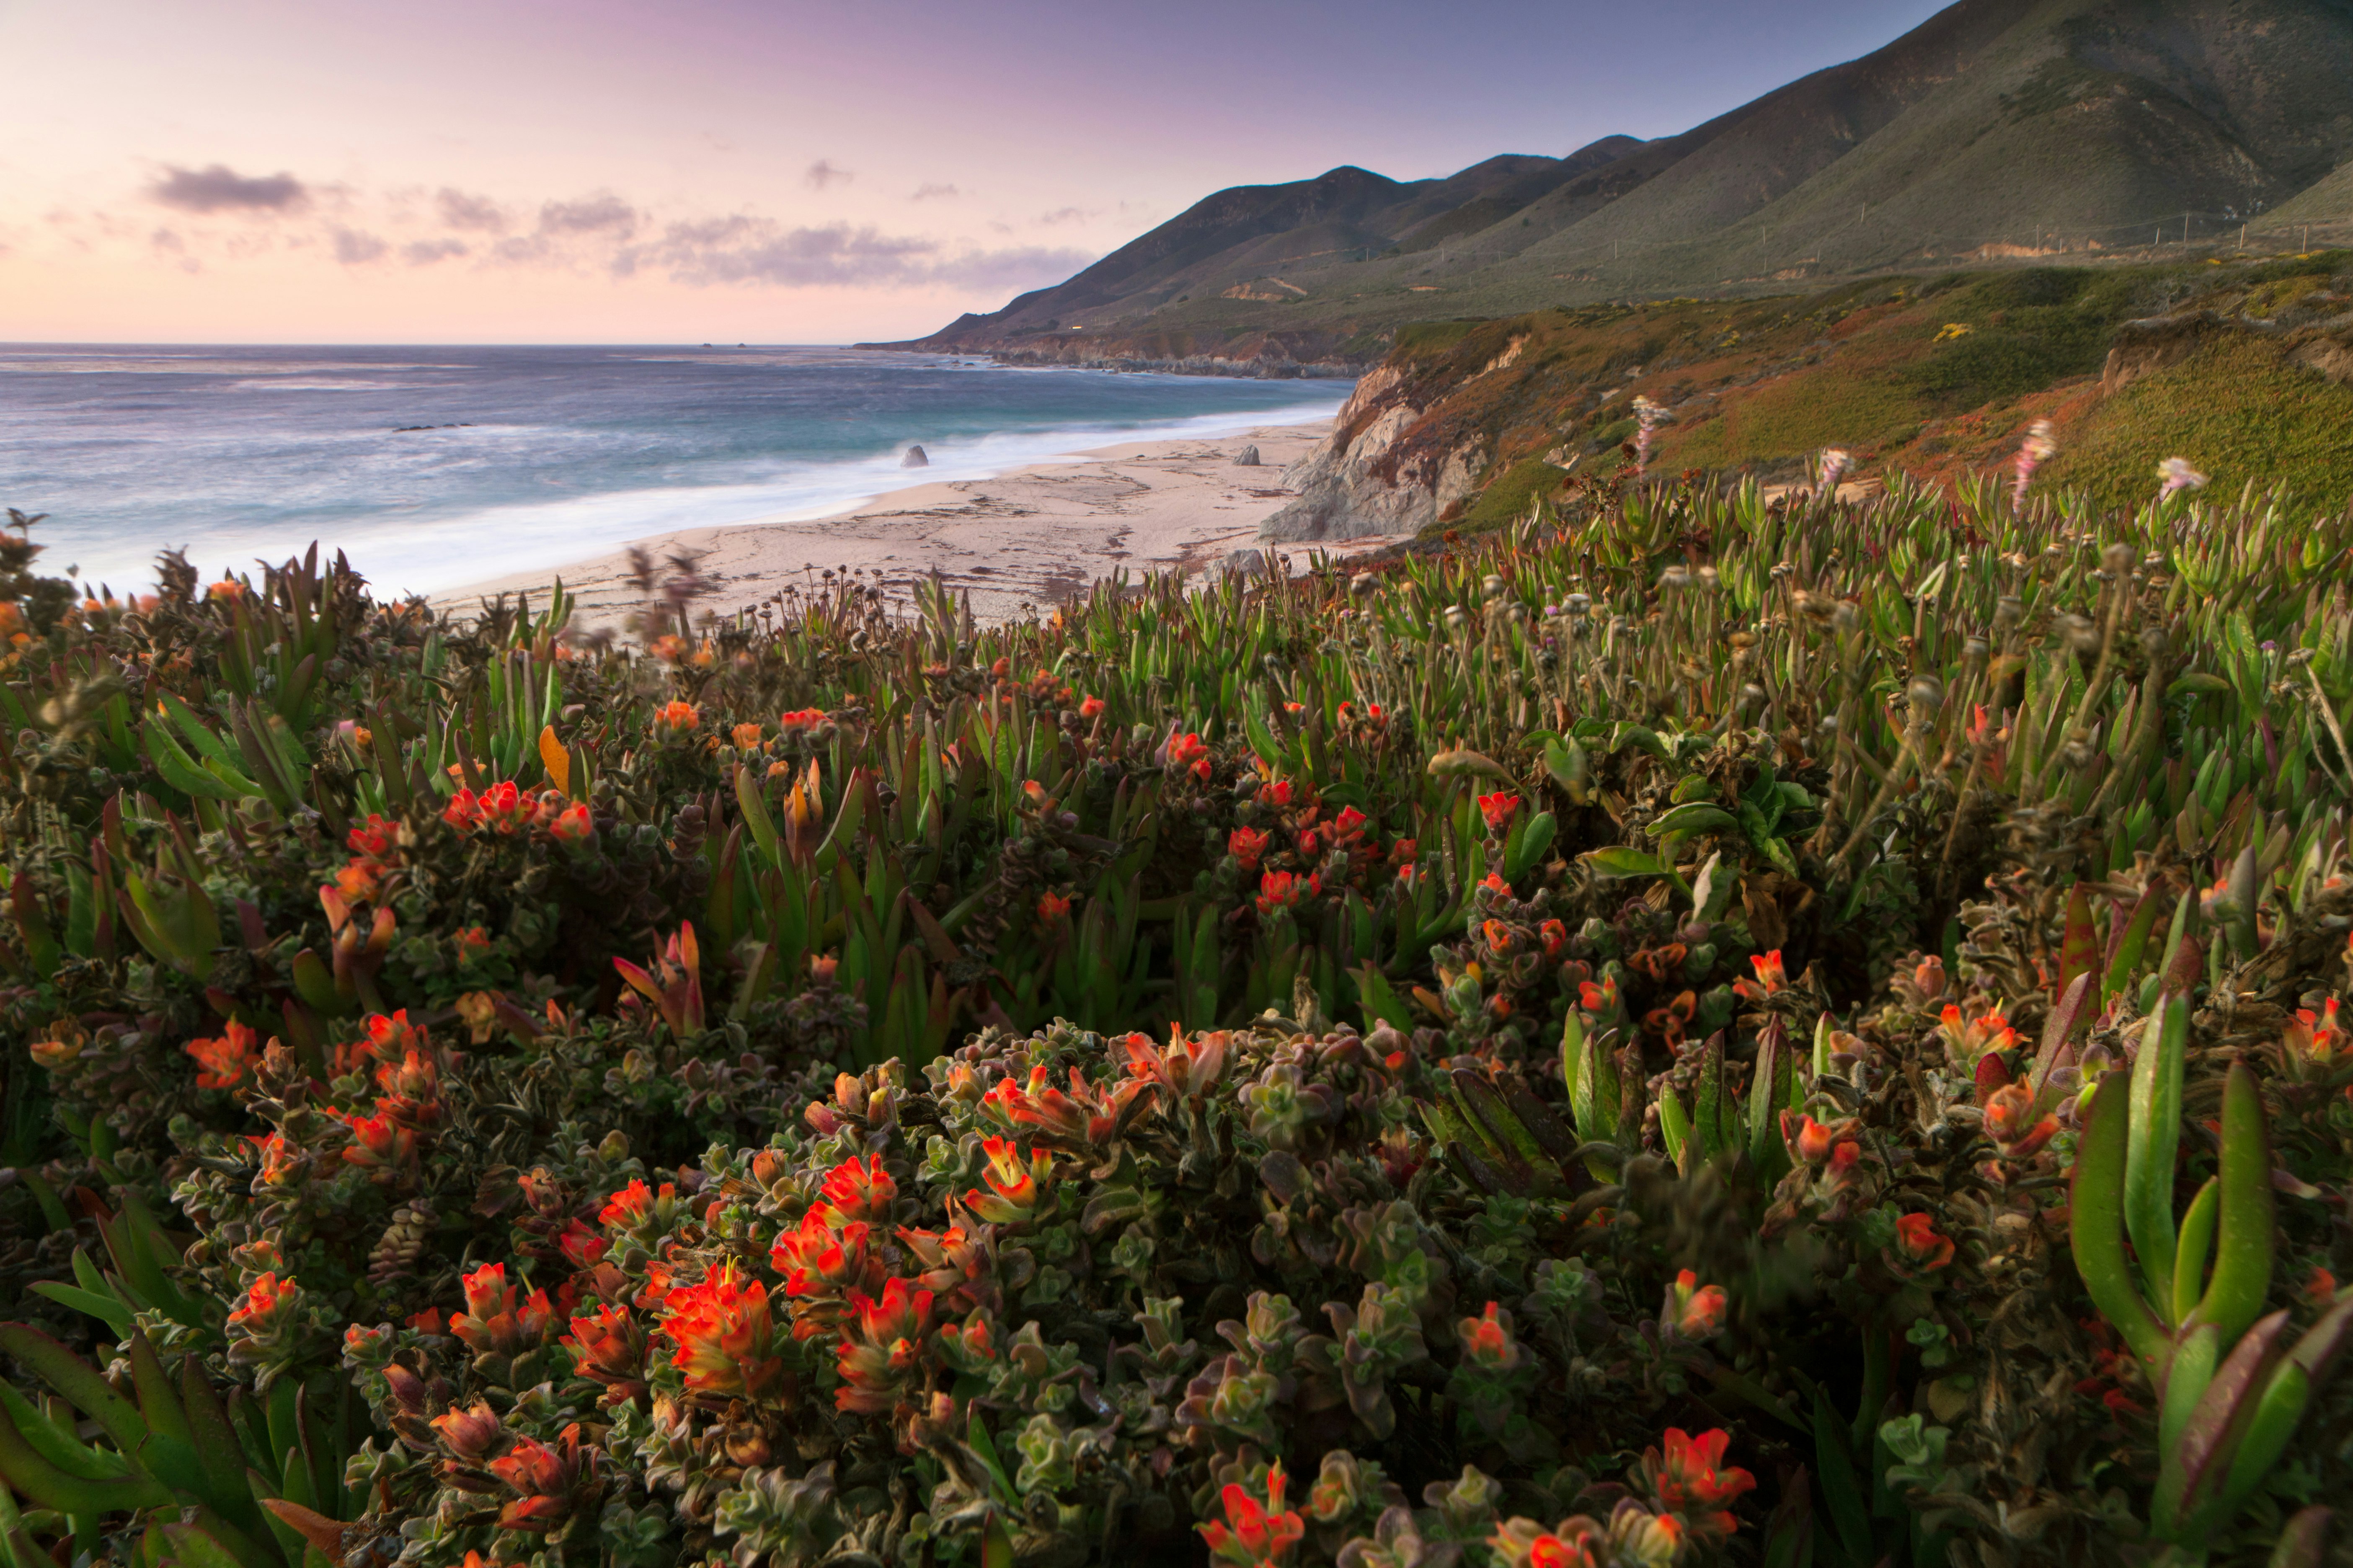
<box><xmin>558</xmin><ymin>1221</ymin><xmax>607</xmax><ymax>1271</ymax></box>
<box><xmin>1256</xmin><ymin>869</ymin><xmax>1314</xmax><ymax>916</ymax></box>
<box><xmin>1737</xmin><ymin>949</ymin><xmax>1787</xmax><ymax>1000</ymax></box>
<box><xmin>449</xmin><ymin>1262</ymin><xmax>556</xmax><ymax>1357</ymax></box>
<box><xmin>1079</xmin><ymin>696</ymin><xmax>1105</xmax><ymax>720</ymax></box>
<box><xmin>548</xmin><ymin>801</ymin><xmax>594</xmax><ymax>841</ymax></box>
<box><xmin>1891</xmin><ymin>1212</ymin><xmax>1955</xmax><ymax>1276</ymax></box>
<box><xmin>963</xmin><ymin>1134</ymin><xmax>1054</xmax><ymax>1225</ymax></box>
<box><xmin>1667</xmin><ymin>1269</ymin><xmax>1726</xmax><ymax>1340</ymax></box>
<box><xmin>1229</xmin><ymin>826</ymin><xmax>1272</xmax><ymax>872</ymax></box>
<box><xmin>1167</xmin><ymin>732</ymin><xmax>1211</xmax><ymax>780</ymax></box>
<box><xmin>657</xmin><ymin>1260</ymin><xmax>787</xmax><ymax>1401</ymax></box>
<box><xmin>1036</xmin><ymin>890</ymin><xmax>1072</xmax><ymax>925</ymax></box>
<box><xmin>185</xmin><ymin>1019</ymin><xmax>263</xmax><ymax>1091</ymax></box>
<box><xmin>1477</xmin><ymin>791</ymin><xmax>1521</xmax><ymax>833</ymax></box>
<box><xmin>816</xmin><ymin>1154</ymin><xmax>898</xmax><ymax>1225</ymax></box>
<box><xmin>560</xmin><ymin>1302</ymin><xmax>647</xmax><ymax>1406</ymax></box>
<box><xmin>834</xmin><ymin>1276</ymin><xmax>935</xmax><ymax>1414</ymax></box>
<box><xmin>1640</xmin><ymin>1427</ymin><xmax>1756</xmax><ymax>1539</ymax></box>
<box><xmin>652</xmin><ymin>700</ymin><xmax>699</xmax><ymax>735</ymax></box>
<box><xmin>1200</xmin><ymin>1461</ymin><xmax>1305</xmax><ymax>1568</ymax></box>
<box><xmin>779</xmin><ymin>707</ymin><xmax>824</xmax><ymax>732</ymax></box>
<box><xmin>348</xmin><ymin>813</ymin><xmax>399</xmax><ymax>859</ymax></box>
<box><xmin>488</xmin><ymin>1423</ymin><xmax>595</xmax><ymax>1532</ymax></box>
<box><xmin>730</xmin><ymin>722</ymin><xmax>764</xmax><ymax>750</ymax></box>
<box><xmin>225</xmin><ymin>1271</ymin><xmax>299</xmax><ymax>1335</ymax></box>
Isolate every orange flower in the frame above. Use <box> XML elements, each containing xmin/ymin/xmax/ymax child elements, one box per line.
<box><xmin>769</xmin><ymin>1210</ymin><xmax>881</xmax><ymax>1313</ymax></box>
<box><xmin>1079</xmin><ymin>696</ymin><xmax>1105</xmax><ymax>720</ymax></box>
<box><xmin>225</xmin><ymin>1271</ymin><xmax>299</xmax><ymax>1334</ymax></box>
<box><xmin>1228</xmin><ymin>826</ymin><xmax>1271</xmax><ymax>872</ymax></box>
<box><xmin>1737</xmin><ymin>949</ymin><xmax>1787</xmax><ymax>999</ymax></box>
<box><xmin>1036</xmin><ymin>890</ymin><xmax>1072</xmax><ymax>925</ymax></box>
<box><xmin>1167</xmin><ymin>732</ymin><xmax>1210</xmax><ymax>776</ymax></box>
<box><xmin>185</xmin><ymin>1019</ymin><xmax>263</xmax><ymax>1091</ymax></box>
<box><xmin>656</xmin><ymin>1260</ymin><xmax>787</xmax><ymax>1401</ymax></box>
<box><xmin>652</xmin><ymin>700</ymin><xmax>699</xmax><ymax>735</ymax></box>
<box><xmin>779</xmin><ymin>707</ymin><xmax>825</xmax><ymax>731</ymax></box>
<box><xmin>1256</xmin><ymin>869</ymin><xmax>1314</xmax><ymax>917</ymax></box>
<box><xmin>963</xmin><ymin>1133</ymin><xmax>1054</xmax><ymax>1225</ymax></box>
<box><xmin>548</xmin><ymin>801</ymin><xmax>595</xmax><ymax>842</ymax></box>
<box><xmin>558</xmin><ymin>1221</ymin><xmax>607</xmax><ymax>1271</ymax></box>
<box><xmin>730</xmin><ymin>722</ymin><xmax>765</xmax><ymax>750</ymax></box>
<box><xmin>834</xmin><ymin>1276</ymin><xmax>935</xmax><ymax>1413</ymax></box>
<box><xmin>1791</xmin><ymin>1114</ymin><xmax>1835</xmax><ymax>1164</ymax></box>
<box><xmin>1456</xmin><ymin>1302</ymin><xmax>1521</xmax><ymax>1368</ymax></box>
<box><xmin>1200</xmin><ymin>1461</ymin><xmax>1305</xmax><ymax>1568</ymax></box>
<box><xmin>1891</xmin><ymin>1212</ymin><xmax>1955</xmax><ymax>1275</ymax></box>
<box><xmin>1667</xmin><ymin>1269</ymin><xmax>1726</xmax><ymax>1340</ymax></box>
<box><xmin>1476</xmin><ymin>791</ymin><xmax>1520</xmax><ymax>833</ymax></box>
<box><xmin>815</xmin><ymin>1153</ymin><xmax>897</xmax><ymax>1225</ymax></box>
<box><xmin>2286</xmin><ymin>999</ymin><xmax>2344</xmax><ymax>1062</ymax></box>
<box><xmin>561</xmin><ymin>1303</ymin><xmax>648</xmax><ymax>1406</ymax></box>
<box><xmin>1638</xmin><ymin>1427</ymin><xmax>1755</xmax><ymax>1538</ymax></box>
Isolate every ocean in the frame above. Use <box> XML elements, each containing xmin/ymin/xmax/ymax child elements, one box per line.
<box><xmin>0</xmin><ymin>345</ymin><xmax>1352</xmax><ymax>599</ymax></box>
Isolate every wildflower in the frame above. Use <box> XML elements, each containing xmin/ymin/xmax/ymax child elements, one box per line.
<box><xmin>1329</xmin><ymin>804</ymin><xmax>1372</xmax><ymax>849</ymax></box>
<box><xmin>2286</xmin><ymin>999</ymin><xmax>2343</xmax><ymax>1062</ymax></box>
<box><xmin>1079</xmin><ymin>695</ymin><xmax>1105</xmax><ymax>720</ymax></box>
<box><xmin>207</xmin><ymin>580</ymin><xmax>245</xmax><ymax>600</ymax></box>
<box><xmin>779</xmin><ymin>707</ymin><xmax>824</xmax><ymax>731</ymax></box>
<box><xmin>1167</xmin><ymin>732</ymin><xmax>1213</xmax><ymax>782</ymax></box>
<box><xmin>1540</xmin><ymin>918</ymin><xmax>1568</xmax><ymax>959</ymax></box>
<box><xmin>1630</xmin><ymin>395</ymin><xmax>1672</xmax><ymax>475</ymax></box>
<box><xmin>339</xmin><ymin>1108</ymin><xmax>418</xmax><ymax>1171</ymax></box>
<box><xmin>1121</xmin><ymin>1026</ymin><xmax>1231</xmax><ymax>1101</ymax></box>
<box><xmin>1256</xmin><ymin>869</ymin><xmax>1315</xmax><ymax>916</ymax></box>
<box><xmin>1816</xmin><ymin>448</ymin><xmax>1852</xmax><ymax>493</ymax></box>
<box><xmin>1791</xmin><ymin>1114</ymin><xmax>1835</xmax><ymax>1164</ymax></box>
<box><xmin>1638</xmin><ymin>1427</ymin><xmax>1755</xmax><ymax>1538</ymax></box>
<box><xmin>2011</xmin><ymin>419</ymin><xmax>2056</xmax><ymax>511</ymax></box>
<box><xmin>834</xmin><ymin>1277</ymin><xmax>935</xmax><ymax>1414</ymax></box>
<box><xmin>1476</xmin><ymin>791</ymin><xmax>1521</xmax><ymax>833</ymax></box>
<box><xmin>2307</xmin><ymin>1268</ymin><xmax>2338</xmax><ymax>1305</ymax></box>
<box><xmin>1937</xmin><ymin>1001</ymin><xmax>2017</xmax><ymax>1067</ymax></box>
<box><xmin>348</xmin><ymin>813</ymin><xmax>399</xmax><ymax>859</ymax></box>
<box><xmin>1457</xmin><ymin>1302</ymin><xmax>1523</xmax><ymax>1369</ymax></box>
<box><xmin>430</xmin><ymin>1400</ymin><xmax>505</xmax><ymax>1461</ymax></box>
<box><xmin>2157</xmin><ymin>456</ymin><xmax>2208</xmax><ymax>499</ymax></box>
<box><xmin>1488</xmin><ymin>1518</ymin><xmax>1603</xmax><ymax>1568</ymax></box>
<box><xmin>1201</xmin><ymin>1462</ymin><xmax>1306</xmax><ymax>1568</ymax></box>
<box><xmin>816</xmin><ymin>1154</ymin><xmax>897</xmax><ymax>1225</ymax></box>
<box><xmin>185</xmin><ymin>1019</ymin><xmax>263</xmax><ymax>1091</ymax></box>
<box><xmin>449</xmin><ymin>1263</ymin><xmax>557</xmax><ymax>1358</ymax></box>
<box><xmin>656</xmin><ymin>1261</ymin><xmax>787</xmax><ymax>1401</ymax></box>
<box><xmin>599</xmin><ymin>1178</ymin><xmax>678</xmax><ymax>1233</ymax></box>
<box><xmin>333</xmin><ymin>856</ymin><xmax>382</xmax><ymax>904</ymax></box>
<box><xmin>560</xmin><ymin>1303</ymin><xmax>648</xmax><ymax>1406</ymax></box>
<box><xmin>1666</xmin><ymin>1270</ymin><xmax>1726</xmax><ymax>1341</ymax></box>
<box><xmin>652</xmin><ymin>700</ymin><xmax>698</xmax><ymax>736</ymax></box>
<box><xmin>1036</xmin><ymin>890</ymin><xmax>1072</xmax><ymax>925</ymax></box>
<box><xmin>1228</xmin><ymin>826</ymin><xmax>1272</xmax><ymax>872</ymax></box>
<box><xmin>225</xmin><ymin>1271</ymin><xmax>301</xmax><ymax>1337</ymax></box>
<box><xmin>548</xmin><ymin>801</ymin><xmax>594</xmax><ymax>842</ymax></box>
<box><xmin>768</xmin><ymin>1209</ymin><xmax>881</xmax><ymax>1313</ymax></box>
<box><xmin>1891</xmin><ymin>1212</ymin><xmax>1956</xmax><ymax>1276</ymax></box>
<box><xmin>557</xmin><ymin>1221</ymin><xmax>607</xmax><ymax>1271</ymax></box>
<box><xmin>730</xmin><ymin>722</ymin><xmax>764</xmax><ymax>750</ymax></box>
<box><xmin>963</xmin><ymin>1134</ymin><xmax>1055</xmax><ymax>1225</ymax></box>
<box><xmin>1983</xmin><ymin>1081</ymin><xmax>2059</xmax><ymax>1158</ymax></box>
<box><xmin>487</xmin><ymin>1423</ymin><xmax>595</xmax><ymax>1532</ymax></box>
<box><xmin>1736</xmin><ymin>949</ymin><xmax>1786</xmax><ymax>1000</ymax></box>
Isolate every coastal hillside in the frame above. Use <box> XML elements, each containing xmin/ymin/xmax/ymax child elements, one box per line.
<box><xmin>1256</xmin><ymin>248</ymin><xmax>2353</xmax><ymax>542</ymax></box>
<box><xmin>876</xmin><ymin>0</ymin><xmax>2353</xmax><ymax>371</ymax></box>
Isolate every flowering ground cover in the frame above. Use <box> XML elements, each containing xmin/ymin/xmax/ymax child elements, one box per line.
<box><xmin>2</xmin><ymin>463</ymin><xmax>2352</xmax><ymax>1568</ymax></box>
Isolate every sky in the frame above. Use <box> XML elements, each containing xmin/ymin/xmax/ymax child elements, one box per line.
<box><xmin>0</xmin><ymin>0</ymin><xmax>1952</xmax><ymax>344</ymax></box>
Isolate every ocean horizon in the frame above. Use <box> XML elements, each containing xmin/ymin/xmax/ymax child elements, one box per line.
<box><xmin>0</xmin><ymin>343</ymin><xmax>1353</xmax><ymax>600</ymax></box>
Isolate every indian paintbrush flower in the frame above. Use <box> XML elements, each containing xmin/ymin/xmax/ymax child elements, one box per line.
<box><xmin>1638</xmin><ymin>1427</ymin><xmax>1755</xmax><ymax>1539</ymax></box>
<box><xmin>1201</xmin><ymin>1462</ymin><xmax>1306</xmax><ymax>1568</ymax></box>
<box><xmin>185</xmin><ymin>1019</ymin><xmax>263</xmax><ymax>1090</ymax></box>
<box><xmin>657</xmin><ymin>1260</ymin><xmax>788</xmax><ymax>1402</ymax></box>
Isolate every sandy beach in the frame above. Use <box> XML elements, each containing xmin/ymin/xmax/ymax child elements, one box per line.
<box><xmin>432</xmin><ymin>418</ymin><xmax>1385</xmax><ymax>627</ymax></box>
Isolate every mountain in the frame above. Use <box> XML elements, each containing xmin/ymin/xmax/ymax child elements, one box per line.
<box><xmin>873</xmin><ymin>0</ymin><xmax>2353</xmax><ymax>368</ymax></box>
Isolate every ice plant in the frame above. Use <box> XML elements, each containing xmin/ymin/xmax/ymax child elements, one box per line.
<box><xmin>2070</xmin><ymin>995</ymin><xmax>2353</xmax><ymax>1544</ymax></box>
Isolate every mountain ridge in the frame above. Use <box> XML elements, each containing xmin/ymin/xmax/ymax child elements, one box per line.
<box><xmin>868</xmin><ymin>0</ymin><xmax>2353</xmax><ymax>369</ymax></box>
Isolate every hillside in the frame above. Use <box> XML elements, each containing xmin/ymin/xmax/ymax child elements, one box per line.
<box><xmin>1253</xmin><ymin>248</ymin><xmax>2353</xmax><ymax>543</ymax></box>
<box><xmin>872</xmin><ymin>0</ymin><xmax>2353</xmax><ymax>370</ymax></box>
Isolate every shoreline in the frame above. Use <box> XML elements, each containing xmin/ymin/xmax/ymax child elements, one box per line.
<box><xmin>431</xmin><ymin>417</ymin><xmax>1388</xmax><ymax>627</ymax></box>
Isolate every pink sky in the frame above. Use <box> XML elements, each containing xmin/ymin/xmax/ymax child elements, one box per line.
<box><xmin>0</xmin><ymin>0</ymin><xmax>1947</xmax><ymax>343</ymax></box>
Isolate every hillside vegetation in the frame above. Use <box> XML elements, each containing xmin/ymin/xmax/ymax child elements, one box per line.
<box><xmin>1304</xmin><ymin>250</ymin><xmax>2353</xmax><ymax>537</ymax></box>
<box><xmin>4</xmin><ymin>454</ymin><xmax>2353</xmax><ymax>1565</ymax></box>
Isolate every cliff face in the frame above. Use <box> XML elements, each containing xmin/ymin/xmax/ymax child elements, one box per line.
<box><xmin>1260</xmin><ymin>365</ymin><xmax>1487</xmax><ymax>542</ymax></box>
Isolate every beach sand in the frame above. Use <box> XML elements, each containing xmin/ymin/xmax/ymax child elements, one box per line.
<box><xmin>432</xmin><ymin>418</ymin><xmax>1385</xmax><ymax>627</ymax></box>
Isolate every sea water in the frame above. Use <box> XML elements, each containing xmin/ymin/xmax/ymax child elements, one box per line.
<box><xmin>0</xmin><ymin>345</ymin><xmax>1351</xmax><ymax>599</ymax></box>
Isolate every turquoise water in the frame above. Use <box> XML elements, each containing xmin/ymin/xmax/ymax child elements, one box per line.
<box><xmin>0</xmin><ymin>345</ymin><xmax>1351</xmax><ymax>597</ymax></box>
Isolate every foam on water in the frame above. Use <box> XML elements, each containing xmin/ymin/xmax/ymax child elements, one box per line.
<box><xmin>0</xmin><ymin>345</ymin><xmax>1352</xmax><ymax>598</ymax></box>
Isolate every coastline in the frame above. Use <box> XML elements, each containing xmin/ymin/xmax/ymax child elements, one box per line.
<box><xmin>430</xmin><ymin>417</ymin><xmax>1385</xmax><ymax>627</ymax></box>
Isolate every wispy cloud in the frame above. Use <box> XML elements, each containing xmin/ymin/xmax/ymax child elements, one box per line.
<box><xmin>403</xmin><ymin>237</ymin><xmax>469</xmax><ymax>265</ymax></box>
<box><xmin>805</xmin><ymin>160</ymin><xmax>854</xmax><ymax>190</ymax></box>
<box><xmin>537</xmin><ymin>193</ymin><xmax>638</xmax><ymax>237</ymax></box>
<box><xmin>911</xmin><ymin>182</ymin><xmax>961</xmax><ymax>201</ymax></box>
<box><xmin>627</xmin><ymin>216</ymin><xmax>1089</xmax><ymax>291</ymax></box>
<box><xmin>150</xmin><ymin>163</ymin><xmax>308</xmax><ymax>214</ymax></box>
<box><xmin>1036</xmin><ymin>206</ymin><xmax>1097</xmax><ymax>226</ymax></box>
<box><xmin>435</xmin><ymin>188</ymin><xmax>508</xmax><ymax>232</ymax></box>
<box><xmin>333</xmin><ymin>228</ymin><xmax>388</xmax><ymax>265</ymax></box>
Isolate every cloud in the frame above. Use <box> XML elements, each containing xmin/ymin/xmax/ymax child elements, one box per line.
<box><xmin>150</xmin><ymin>164</ymin><xmax>309</xmax><ymax>214</ymax></box>
<box><xmin>404</xmin><ymin>238</ymin><xmax>469</xmax><ymax>265</ymax></box>
<box><xmin>333</xmin><ymin>228</ymin><xmax>388</xmax><ymax>265</ymax></box>
<box><xmin>805</xmin><ymin>160</ymin><xmax>854</xmax><ymax>190</ymax></box>
<box><xmin>537</xmin><ymin>193</ymin><xmax>638</xmax><ymax>237</ymax></box>
<box><xmin>1036</xmin><ymin>206</ymin><xmax>1097</xmax><ymax>226</ymax></box>
<box><xmin>436</xmin><ymin>188</ymin><xmax>508</xmax><ymax>232</ymax></box>
<box><xmin>911</xmin><ymin>183</ymin><xmax>961</xmax><ymax>201</ymax></box>
<box><xmin>626</xmin><ymin>216</ymin><xmax>1089</xmax><ymax>291</ymax></box>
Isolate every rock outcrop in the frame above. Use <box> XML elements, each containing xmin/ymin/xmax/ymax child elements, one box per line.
<box><xmin>1258</xmin><ymin>366</ymin><xmax>1484</xmax><ymax>543</ymax></box>
<box><xmin>1233</xmin><ymin>445</ymin><xmax>1261</xmax><ymax>467</ymax></box>
<box><xmin>901</xmin><ymin>445</ymin><xmax>929</xmax><ymax>469</ymax></box>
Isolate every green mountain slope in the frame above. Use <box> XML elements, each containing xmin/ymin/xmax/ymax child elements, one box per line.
<box><xmin>875</xmin><ymin>0</ymin><xmax>2353</xmax><ymax>368</ymax></box>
